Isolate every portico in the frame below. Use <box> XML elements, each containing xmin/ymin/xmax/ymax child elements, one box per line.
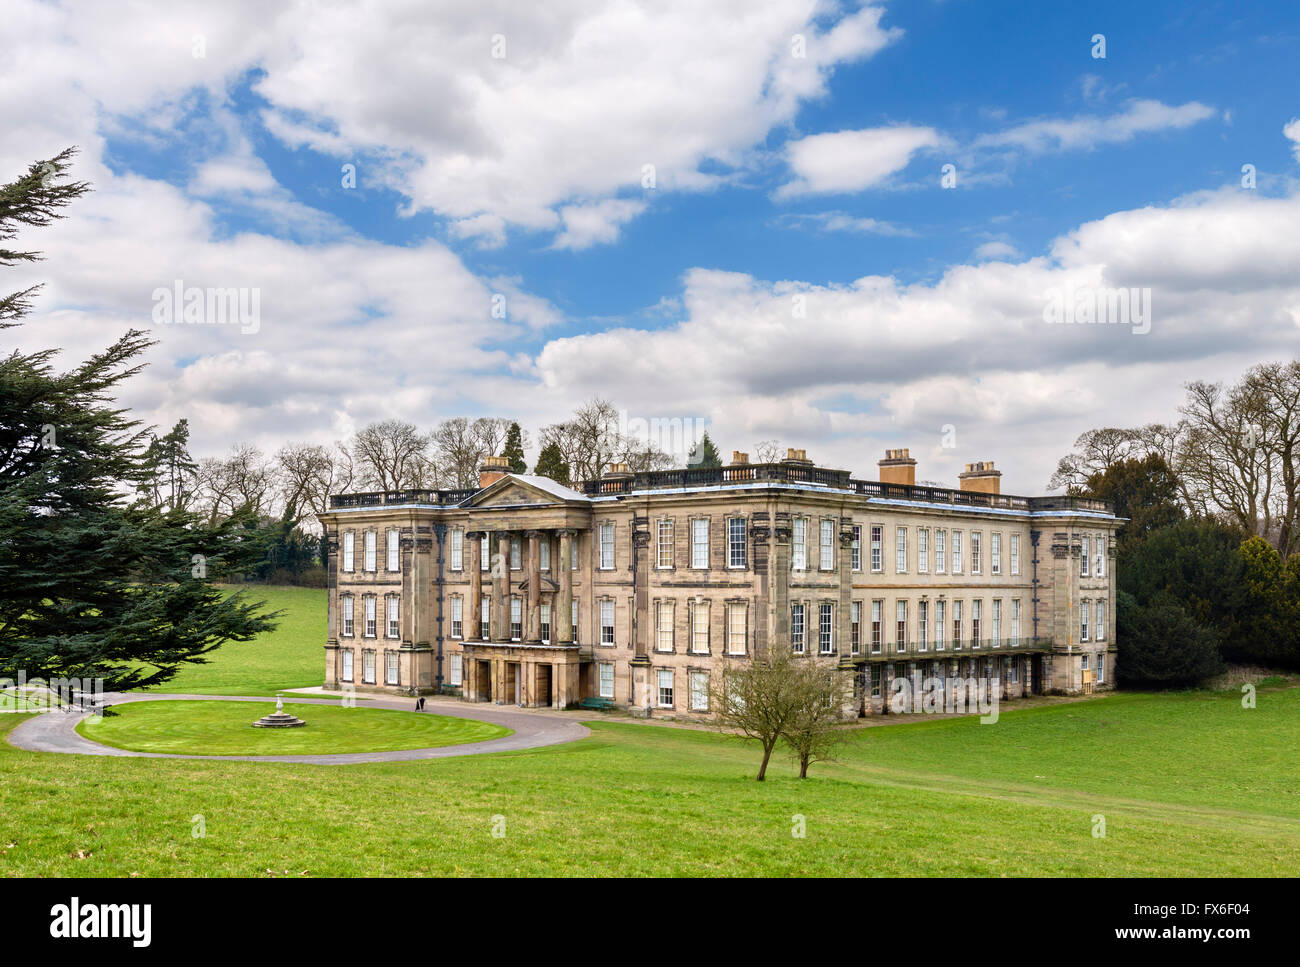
<box><xmin>457</xmin><ymin>474</ymin><xmax>591</xmax><ymax>707</ymax></box>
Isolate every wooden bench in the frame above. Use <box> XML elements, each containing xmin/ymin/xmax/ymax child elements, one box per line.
<box><xmin>578</xmin><ymin>697</ymin><xmax>615</xmax><ymax>711</ymax></box>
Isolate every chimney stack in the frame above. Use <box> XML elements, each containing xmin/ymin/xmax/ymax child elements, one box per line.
<box><xmin>478</xmin><ymin>455</ymin><xmax>511</xmax><ymax>489</ymax></box>
<box><xmin>780</xmin><ymin>447</ymin><xmax>812</xmax><ymax>466</ymax></box>
<box><xmin>878</xmin><ymin>448</ymin><xmax>917</xmax><ymax>487</ymax></box>
<box><xmin>604</xmin><ymin>461</ymin><xmax>632</xmax><ymax>480</ymax></box>
<box><xmin>958</xmin><ymin>461</ymin><xmax>1001</xmax><ymax>495</ymax></box>
<box><xmin>729</xmin><ymin>451</ymin><xmax>750</xmax><ymax>466</ymax></box>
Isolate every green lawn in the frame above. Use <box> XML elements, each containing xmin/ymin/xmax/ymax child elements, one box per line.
<box><xmin>141</xmin><ymin>585</ymin><xmax>326</xmax><ymax>696</ymax></box>
<box><xmin>3</xmin><ymin>583</ymin><xmax>1296</xmax><ymax>876</ymax></box>
<box><xmin>76</xmin><ymin>700</ymin><xmax>508</xmax><ymax>756</ymax></box>
<box><xmin>3</xmin><ymin>685</ymin><xmax>1299</xmax><ymax>876</ymax></box>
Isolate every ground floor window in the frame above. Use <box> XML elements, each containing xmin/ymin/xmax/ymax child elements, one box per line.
<box><xmin>870</xmin><ymin>664</ymin><xmax>881</xmax><ymax>697</ymax></box>
<box><xmin>450</xmin><ymin>597</ymin><xmax>463</xmax><ymax>638</ymax></box>
<box><xmin>341</xmin><ymin>649</ymin><xmax>353</xmax><ymax>682</ymax></box>
<box><xmin>1097</xmin><ymin>654</ymin><xmax>1105</xmax><ymax>683</ymax></box>
<box><xmin>363</xmin><ymin>650</ymin><xmax>376</xmax><ymax>684</ymax></box>
<box><xmin>540</xmin><ymin>603</ymin><xmax>551</xmax><ymax>644</ymax></box>
<box><xmin>385</xmin><ymin>651</ymin><xmax>399</xmax><ymax>685</ymax></box>
<box><xmin>481</xmin><ymin>595</ymin><xmax>490</xmax><ymax>640</ymax></box>
<box><xmin>449</xmin><ymin>653</ymin><xmax>463</xmax><ymax>687</ymax></box>
<box><xmin>657</xmin><ymin>668</ymin><xmax>674</xmax><ymax>708</ymax></box>
<box><xmin>510</xmin><ymin>597</ymin><xmax>522</xmax><ymax>641</ymax></box>
<box><xmin>598</xmin><ymin>662</ymin><xmax>614</xmax><ymax>699</ymax></box>
<box><xmin>1007</xmin><ymin>656</ymin><xmax>1018</xmax><ymax>684</ymax></box>
<box><xmin>600</xmin><ymin>599</ymin><xmax>615</xmax><ymax>645</ymax></box>
<box><xmin>341</xmin><ymin>596</ymin><xmax>354</xmax><ymax>637</ymax></box>
<box><xmin>690</xmin><ymin>671</ymin><xmax>709</xmax><ymax>711</ymax></box>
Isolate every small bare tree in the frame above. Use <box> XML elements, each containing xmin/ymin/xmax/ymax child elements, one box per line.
<box><xmin>350</xmin><ymin>419</ymin><xmax>430</xmax><ymax>492</ymax></box>
<box><xmin>782</xmin><ymin>661</ymin><xmax>851</xmax><ymax>779</ymax></box>
<box><xmin>709</xmin><ymin>647</ymin><xmax>803</xmax><ymax>781</ymax></box>
<box><xmin>753</xmin><ymin>439</ymin><xmax>783</xmax><ymax>464</ymax></box>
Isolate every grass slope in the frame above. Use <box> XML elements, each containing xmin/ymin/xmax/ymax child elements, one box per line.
<box><xmin>142</xmin><ymin>585</ymin><xmax>326</xmax><ymax>696</ymax></box>
<box><xmin>3</xmin><ymin>686</ymin><xmax>1298</xmax><ymax>876</ymax></box>
<box><xmin>76</xmin><ymin>700</ymin><xmax>508</xmax><ymax>756</ymax></box>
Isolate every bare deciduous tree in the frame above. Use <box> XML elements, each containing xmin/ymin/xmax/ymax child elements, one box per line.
<box><xmin>350</xmin><ymin>419</ymin><xmax>431</xmax><ymax>492</ymax></box>
<box><xmin>709</xmin><ymin>647</ymin><xmax>805</xmax><ymax>781</ymax></box>
<box><xmin>753</xmin><ymin>439</ymin><xmax>783</xmax><ymax>464</ymax></box>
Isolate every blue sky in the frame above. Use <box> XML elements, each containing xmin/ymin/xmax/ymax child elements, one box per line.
<box><xmin>8</xmin><ymin>0</ymin><xmax>1300</xmax><ymax>490</ymax></box>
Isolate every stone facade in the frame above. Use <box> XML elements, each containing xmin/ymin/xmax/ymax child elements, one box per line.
<box><xmin>318</xmin><ymin>453</ymin><xmax>1119</xmax><ymax>720</ymax></box>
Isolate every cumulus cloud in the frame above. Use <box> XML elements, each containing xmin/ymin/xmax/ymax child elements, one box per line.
<box><xmin>1285</xmin><ymin>117</ymin><xmax>1300</xmax><ymax>161</ymax></box>
<box><xmin>779</xmin><ymin>125</ymin><xmax>942</xmax><ymax>196</ymax></box>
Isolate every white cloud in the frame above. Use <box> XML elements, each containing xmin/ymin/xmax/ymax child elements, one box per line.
<box><xmin>1285</xmin><ymin>117</ymin><xmax>1300</xmax><ymax>161</ymax></box>
<box><xmin>779</xmin><ymin>125</ymin><xmax>941</xmax><ymax>197</ymax></box>
<box><xmin>973</xmin><ymin>240</ymin><xmax>1020</xmax><ymax>261</ymax></box>
<box><xmin>976</xmin><ymin>98</ymin><xmax>1217</xmax><ymax>154</ymax></box>
<box><xmin>553</xmin><ymin>198</ymin><xmax>647</xmax><ymax>251</ymax></box>
<box><xmin>777</xmin><ymin>211</ymin><xmax>915</xmax><ymax>236</ymax></box>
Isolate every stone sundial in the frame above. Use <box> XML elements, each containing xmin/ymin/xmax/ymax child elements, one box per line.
<box><xmin>252</xmin><ymin>693</ymin><xmax>307</xmax><ymax>728</ymax></box>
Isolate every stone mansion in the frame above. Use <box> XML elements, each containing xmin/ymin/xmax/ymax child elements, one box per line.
<box><xmin>319</xmin><ymin>448</ymin><xmax>1119</xmax><ymax>719</ymax></box>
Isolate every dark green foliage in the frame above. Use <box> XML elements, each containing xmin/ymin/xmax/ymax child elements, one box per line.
<box><xmin>533</xmin><ymin>441</ymin><xmax>570</xmax><ymax>485</ymax></box>
<box><xmin>689</xmin><ymin>431</ymin><xmax>722</xmax><ymax>469</ymax></box>
<box><xmin>503</xmin><ymin>421</ymin><xmax>527</xmax><ymax>473</ymax></box>
<box><xmin>1116</xmin><ymin>590</ymin><xmax>1225</xmax><ymax>687</ymax></box>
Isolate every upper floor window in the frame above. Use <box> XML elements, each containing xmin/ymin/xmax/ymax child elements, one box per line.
<box><xmin>895</xmin><ymin>600</ymin><xmax>907</xmax><ymax>650</ymax></box>
<box><xmin>935</xmin><ymin>600</ymin><xmax>946</xmax><ymax>651</ymax></box>
<box><xmin>1096</xmin><ymin>601</ymin><xmax>1107</xmax><ymax>641</ymax></box>
<box><xmin>952</xmin><ymin>600</ymin><xmax>962</xmax><ymax>645</ymax></box>
<box><xmin>820</xmin><ymin>519</ymin><xmax>835</xmax><ymax>571</ymax></box>
<box><xmin>971</xmin><ymin>599</ymin><xmax>982</xmax><ymax>645</ymax></box>
<box><xmin>792</xmin><ymin>518</ymin><xmax>807</xmax><ymax>570</ymax></box>
<box><xmin>342</xmin><ymin>531</ymin><xmax>355</xmax><ymax>572</ymax></box>
<box><xmin>510</xmin><ymin>597</ymin><xmax>522</xmax><ymax>641</ymax></box>
<box><xmin>386</xmin><ymin>596</ymin><xmax>399</xmax><ymax>638</ymax></box>
<box><xmin>935</xmin><ymin>529</ymin><xmax>946</xmax><ymax>574</ymax></box>
<box><xmin>850</xmin><ymin>601</ymin><xmax>861</xmax><ymax>655</ymax></box>
<box><xmin>871</xmin><ymin>600</ymin><xmax>882</xmax><ymax>653</ymax></box>
<box><xmin>951</xmin><ymin>531</ymin><xmax>963</xmax><ymax>574</ymax></box>
<box><xmin>657</xmin><ymin>519</ymin><xmax>674</xmax><ymax>569</ymax></box>
<box><xmin>1080</xmin><ymin>599</ymin><xmax>1090</xmax><ymax>641</ymax></box>
<box><xmin>540</xmin><ymin>537</ymin><xmax>551</xmax><ymax>572</ymax></box>
<box><xmin>992</xmin><ymin>598</ymin><xmax>1001</xmax><ymax>644</ymax></box>
<box><xmin>691</xmin><ymin>600</ymin><xmax>710</xmax><ymax>654</ymax></box>
<box><xmin>387</xmin><ymin>529</ymin><xmax>399</xmax><ymax>572</ymax></box>
<box><xmin>851</xmin><ymin>525</ymin><xmax>861</xmax><ymax>572</ymax></box>
<box><xmin>364</xmin><ymin>596</ymin><xmax>377</xmax><ymax>638</ymax></box>
<box><xmin>728</xmin><ymin>518</ymin><xmax>747</xmax><ymax>569</ymax></box>
<box><xmin>918</xmin><ymin>529</ymin><xmax>929</xmax><ymax>574</ymax></box>
<box><xmin>895</xmin><ymin>527</ymin><xmax>908</xmax><ymax>573</ymax></box>
<box><xmin>1080</xmin><ymin>536</ymin><xmax>1090</xmax><ymax>577</ymax></box>
<box><xmin>1010</xmin><ymin>534</ymin><xmax>1020</xmax><ymax>576</ymax></box>
<box><xmin>917</xmin><ymin>600</ymin><xmax>928</xmax><ymax>652</ymax></box>
<box><xmin>1011</xmin><ymin>599</ymin><xmax>1021</xmax><ymax>645</ymax></box>
<box><xmin>656</xmin><ymin>601</ymin><xmax>673</xmax><ymax>651</ymax></box>
<box><xmin>870</xmin><ymin>525</ymin><xmax>883</xmax><ymax>572</ymax></box>
<box><xmin>971</xmin><ymin>532</ymin><xmax>982</xmax><ymax>574</ymax></box>
<box><xmin>449</xmin><ymin>528</ymin><xmax>463</xmax><ymax>571</ymax></box>
<box><xmin>819</xmin><ymin>602</ymin><xmax>833</xmax><ymax>655</ymax></box>
<box><xmin>540</xmin><ymin>603</ymin><xmax>551</xmax><ymax>645</ymax></box>
<box><xmin>991</xmin><ymin>533</ymin><xmax>1001</xmax><ymax>575</ymax></box>
<box><xmin>600</xmin><ymin>599</ymin><xmax>615</xmax><ymax>644</ymax></box>
<box><xmin>599</xmin><ymin>523</ymin><xmax>615</xmax><ymax>570</ymax></box>
<box><xmin>510</xmin><ymin>536</ymin><xmax>521</xmax><ymax>571</ymax></box>
<box><xmin>341</xmin><ymin>595</ymin><xmax>354</xmax><ymax>637</ymax></box>
<box><xmin>364</xmin><ymin>530</ymin><xmax>376</xmax><ymax>572</ymax></box>
<box><xmin>1095</xmin><ymin>535</ymin><xmax>1106</xmax><ymax>577</ymax></box>
<box><xmin>791</xmin><ymin>603</ymin><xmax>806</xmax><ymax>653</ymax></box>
<box><xmin>481</xmin><ymin>533</ymin><xmax>490</xmax><ymax>571</ymax></box>
<box><xmin>727</xmin><ymin>602</ymin><xmax>747</xmax><ymax>655</ymax></box>
<box><xmin>691</xmin><ymin>519</ymin><xmax>709</xmax><ymax>569</ymax></box>
<box><xmin>450</xmin><ymin>596</ymin><xmax>463</xmax><ymax>638</ymax></box>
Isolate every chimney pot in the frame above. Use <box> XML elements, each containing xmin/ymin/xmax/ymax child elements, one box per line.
<box><xmin>958</xmin><ymin>460</ymin><xmax>1001</xmax><ymax>494</ymax></box>
<box><xmin>878</xmin><ymin>447</ymin><xmax>918</xmax><ymax>487</ymax></box>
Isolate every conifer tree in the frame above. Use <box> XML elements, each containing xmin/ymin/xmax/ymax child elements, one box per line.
<box><xmin>503</xmin><ymin>421</ymin><xmax>527</xmax><ymax>473</ymax></box>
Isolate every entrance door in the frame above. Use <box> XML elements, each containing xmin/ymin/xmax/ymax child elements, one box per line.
<box><xmin>476</xmin><ymin>660</ymin><xmax>491</xmax><ymax>702</ymax></box>
<box><xmin>536</xmin><ymin>663</ymin><xmax>553</xmax><ymax>708</ymax></box>
<box><xmin>505</xmin><ymin>662</ymin><xmax>519</xmax><ymax>705</ymax></box>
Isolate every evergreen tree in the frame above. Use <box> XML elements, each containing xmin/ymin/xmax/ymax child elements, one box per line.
<box><xmin>502</xmin><ymin>421</ymin><xmax>527</xmax><ymax>473</ymax></box>
<box><xmin>689</xmin><ymin>431</ymin><xmax>722</xmax><ymax>469</ymax></box>
<box><xmin>0</xmin><ymin>150</ymin><xmax>277</xmax><ymax>692</ymax></box>
<box><xmin>138</xmin><ymin>418</ymin><xmax>197</xmax><ymax>511</ymax></box>
<box><xmin>1083</xmin><ymin>453</ymin><xmax>1183</xmax><ymax>558</ymax></box>
<box><xmin>533</xmin><ymin>441</ymin><xmax>570</xmax><ymax>485</ymax></box>
<box><xmin>1116</xmin><ymin>590</ymin><xmax>1225</xmax><ymax>687</ymax></box>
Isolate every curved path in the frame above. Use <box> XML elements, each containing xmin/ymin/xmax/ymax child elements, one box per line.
<box><xmin>6</xmin><ymin>692</ymin><xmax>589</xmax><ymax>764</ymax></box>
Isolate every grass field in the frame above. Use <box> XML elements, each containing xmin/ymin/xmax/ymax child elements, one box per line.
<box><xmin>76</xmin><ymin>701</ymin><xmax>508</xmax><ymax>756</ymax></box>
<box><xmin>140</xmin><ymin>585</ymin><xmax>325</xmax><ymax>696</ymax></box>
<box><xmin>3</xmin><ymin>584</ymin><xmax>1298</xmax><ymax>876</ymax></box>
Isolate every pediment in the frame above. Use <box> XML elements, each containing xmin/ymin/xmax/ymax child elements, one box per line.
<box><xmin>463</xmin><ymin>473</ymin><xmax>589</xmax><ymax>509</ymax></box>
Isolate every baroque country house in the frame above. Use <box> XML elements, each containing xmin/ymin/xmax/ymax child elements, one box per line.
<box><xmin>319</xmin><ymin>448</ymin><xmax>1119</xmax><ymax>718</ymax></box>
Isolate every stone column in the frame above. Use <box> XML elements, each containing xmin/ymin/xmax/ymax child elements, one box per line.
<box><xmin>466</xmin><ymin>531</ymin><xmax>483</xmax><ymax>640</ymax></box>
<box><xmin>492</xmin><ymin>532</ymin><xmax>511</xmax><ymax>641</ymax></box>
<box><xmin>556</xmin><ymin>529</ymin><xmax>574</xmax><ymax>644</ymax></box>
<box><xmin>526</xmin><ymin>530</ymin><xmax>543</xmax><ymax>644</ymax></box>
